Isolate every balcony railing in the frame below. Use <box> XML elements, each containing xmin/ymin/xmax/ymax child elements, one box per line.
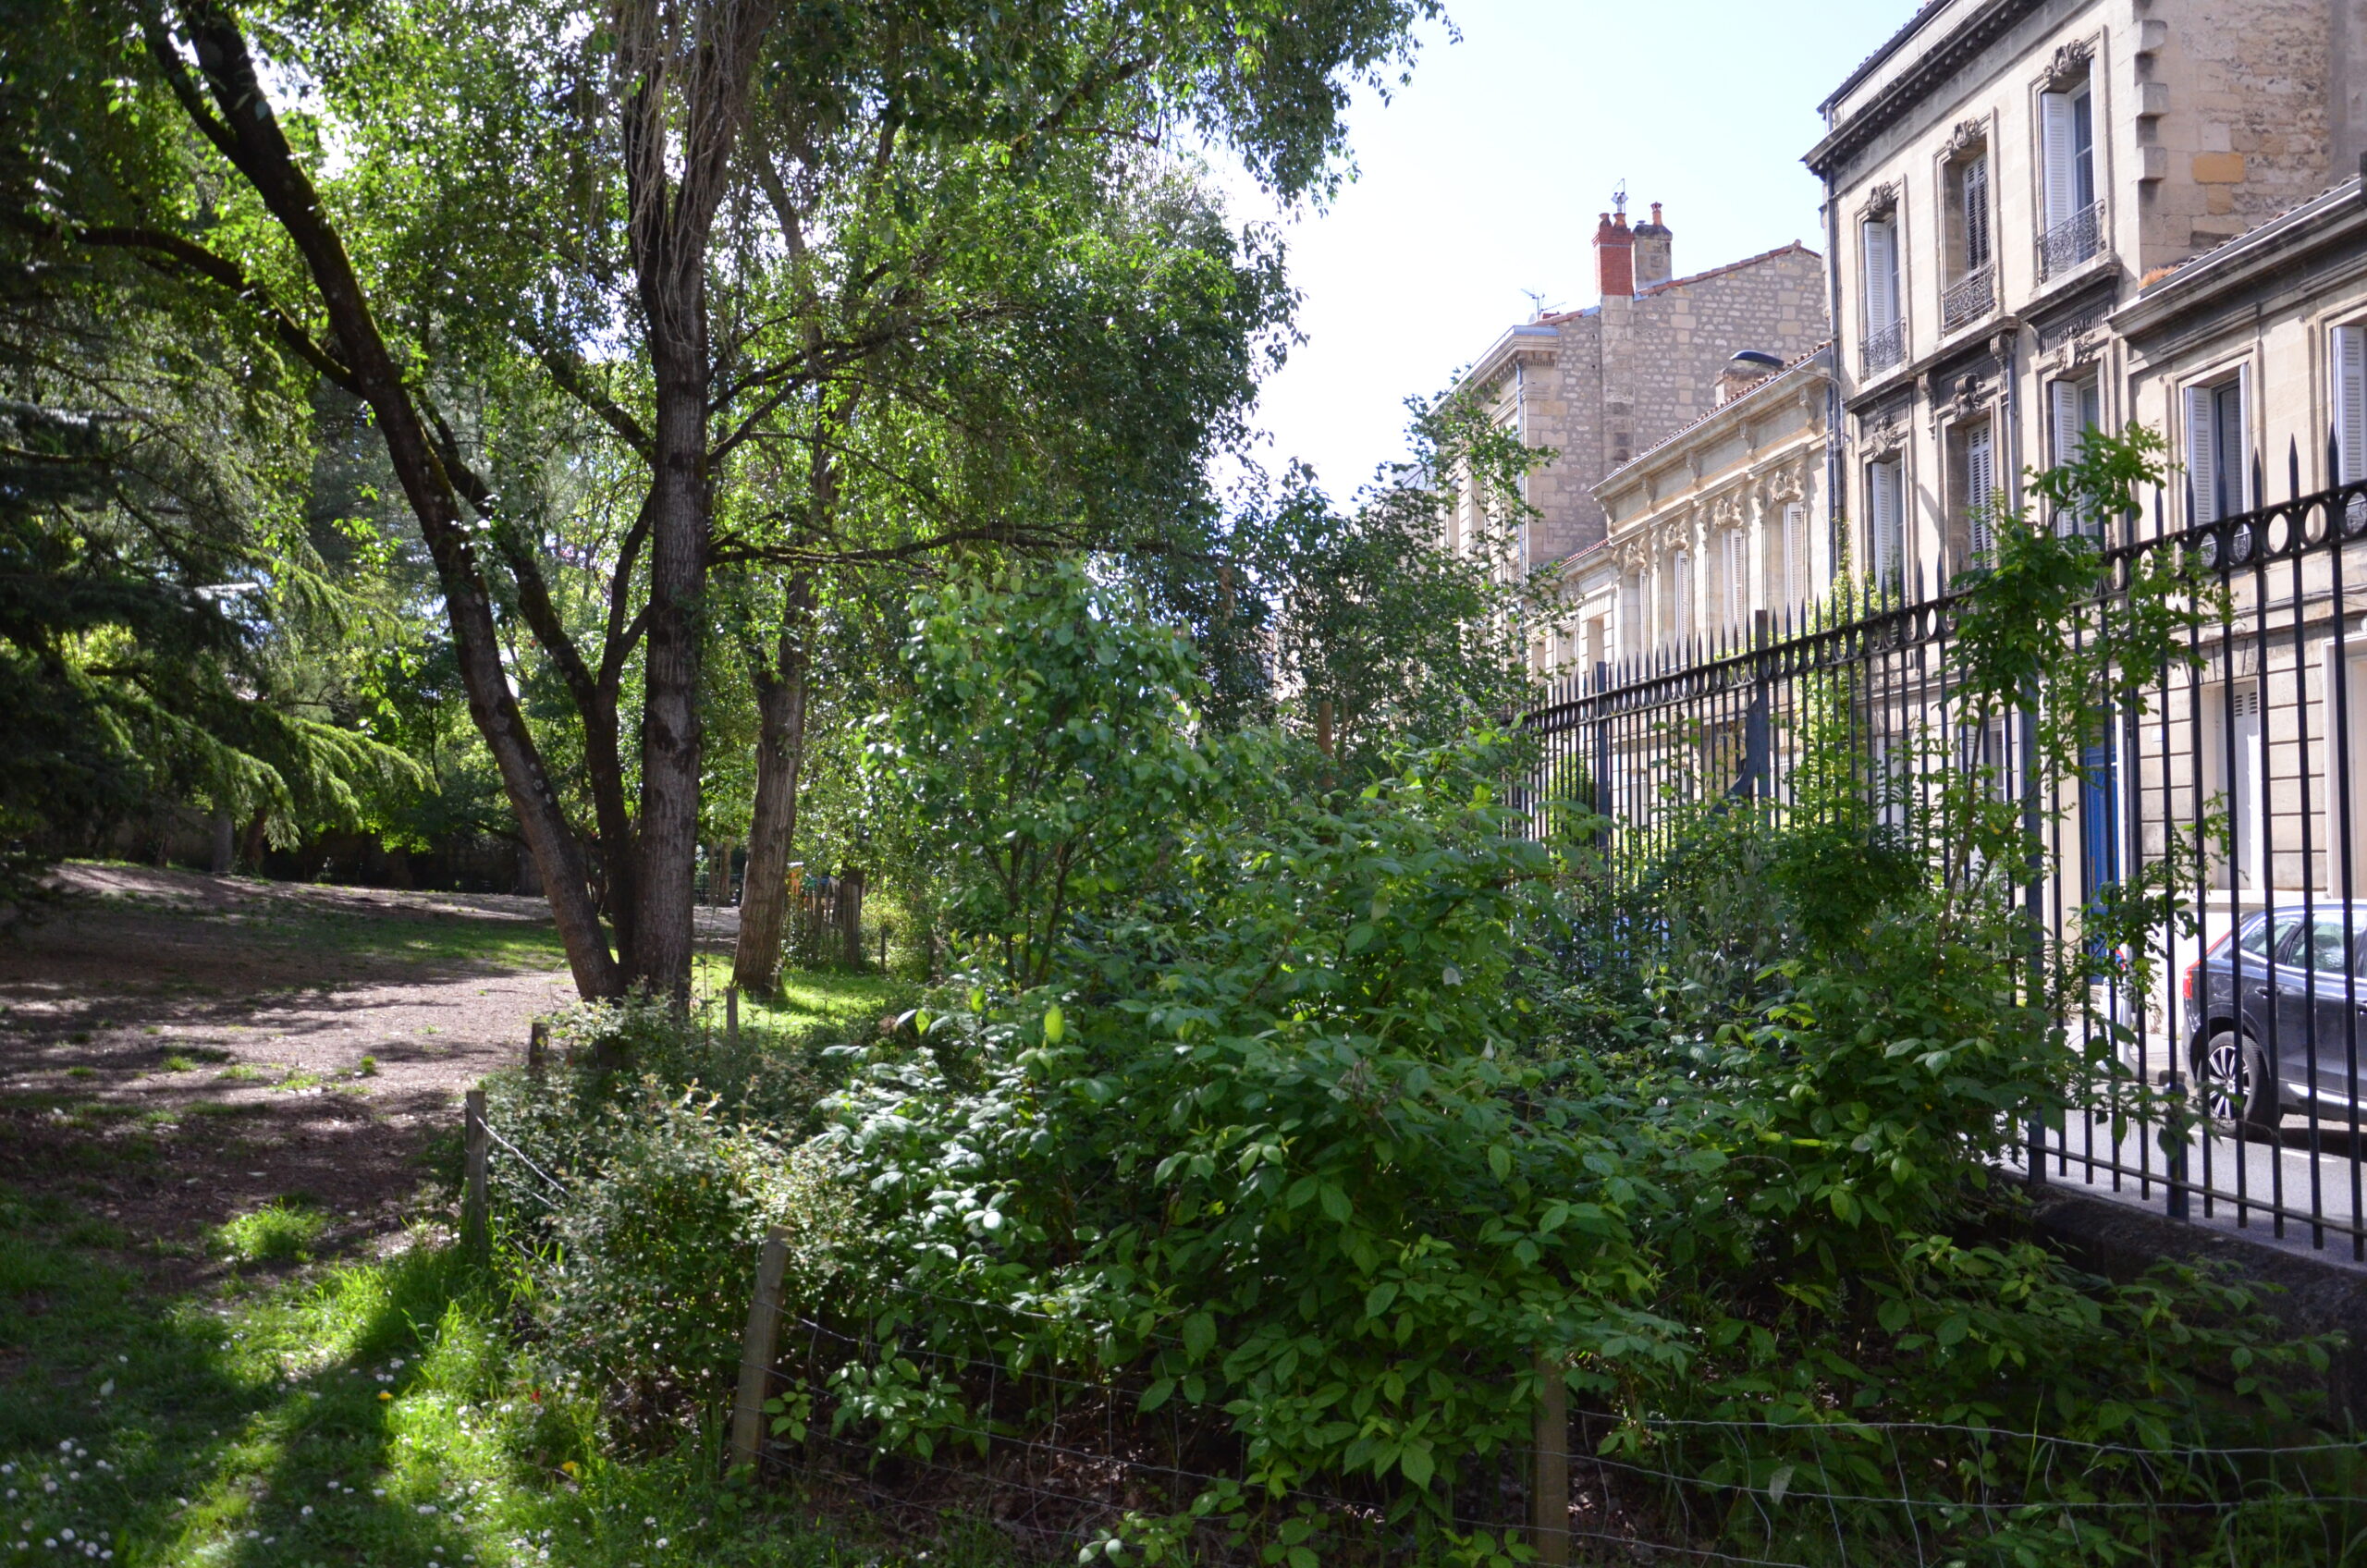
<box><xmin>1941</xmin><ymin>263</ymin><xmax>1995</xmax><ymax>334</ymax></box>
<box><xmin>1861</xmin><ymin>320</ymin><xmax>1906</xmax><ymax>375</ymax></box>
<box><xmin>2039</xmin><ymin>200</ymin><xmax>2105</xmax><ymax>281</ymax></box>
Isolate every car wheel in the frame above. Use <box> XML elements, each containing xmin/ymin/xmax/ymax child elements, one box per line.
<box><xmin>2195</xmin><ymin>1029</ymin><xmax>2278</xmax><ymax>1134</ymax></box>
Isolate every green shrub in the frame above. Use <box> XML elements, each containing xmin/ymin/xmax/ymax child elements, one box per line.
<box><xmin>479</xmin><ymin>998</ymin><xmax>861</xmax><ymax>1430</ymax></box>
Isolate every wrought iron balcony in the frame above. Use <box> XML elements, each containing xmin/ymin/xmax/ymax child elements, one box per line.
<box><xmin>1941</xmin><ymin>263</ymin><xmax>1995</xmax><ymax>335</ymax></box>
<box><xmin>1861</xmin><ymin>320</ymin><xmax>1906</xmax><ymax>375</ymax></box>
<box><xmin>2039</xmin><ymin>200</ymin><xmax>2105</xmax><ymax>281</ymax></box>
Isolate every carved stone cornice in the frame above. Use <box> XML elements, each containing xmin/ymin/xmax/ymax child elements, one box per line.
<box><xmin>1943</xmin><ymin>116</ymin><xmax>1987</xmax><ymax>160</ymax></box>
<box><xmin>2042</xmin><ymin>37</ymin><xmax>2094</xmax><ymax>89</ymax></box>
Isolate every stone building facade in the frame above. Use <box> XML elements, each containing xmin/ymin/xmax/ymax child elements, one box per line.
<box><xmin>1444</xmin><ymin>204</ymin><xmax>1829</xmax><ymax>595</ymax></box>
<box><xmin>2107</xmin><ymin>177</ymin><xmax>2367</xmax><ymax>907</ymax></box>
<box><xmin>1808</xmin><ymin>0</ymin><xmax>2367</xmax><ymax>594</ymax></box>
<box><xmin>1554</xmin><ymin>348</ymin><xmax>1836</xmax><ymax>674</ymax></box>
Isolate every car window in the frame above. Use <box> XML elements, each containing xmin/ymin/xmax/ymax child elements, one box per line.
<box><xmin>2301</xmin><ymin>916</ymin><xmax>2360</xmax><ymax>974</ymax></box>
<box><xmin>2238</xmin><ymin>916</ymin><xmax>2283</xmax><ymax>958</ymax></box>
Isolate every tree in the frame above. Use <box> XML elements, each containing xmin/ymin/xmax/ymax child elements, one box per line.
<box><xmin>0</xmin><ymin>17</ymin><xmax>416</xmax><ymax>913</ymax></box>
<box><xmin>1228</xmin><ymin>386</ymin><xmax>1558</xmax><ymax>776</ymax></box>
<box><xmin>80</xmin><ymin>0</ymin><xmax>1439</xmax><ymax>998</ymax></box>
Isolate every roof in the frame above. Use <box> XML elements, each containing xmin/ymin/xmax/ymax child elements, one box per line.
<box><xmin>1818</xmin><ymin>0</ymin><xmax>1952</xmax><ymax>117</ymax></box>
<box><xmin>1598</xmin><ymin>344</ymin><xmax>1834</xmax><ymax>490</ymax></box>
<box><xmin>2114</xmin><ymin>178</ymin><xmax>2367</xmax><ymax>335</ymax></box>
<box><xmin>1805</xmin><ymin>0</ymin><xmax>2050</xmax><ymax>178</ymax></box>
<box><xmin>1536</xmin><ymin>241</ymin><xmax>1822</xmax><ymax>325</ymax></box>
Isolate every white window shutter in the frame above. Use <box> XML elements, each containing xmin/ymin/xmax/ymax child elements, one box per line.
<box><xmin>2236</xmin><ymin>362</ymin><xmax>2254</xmax><ymax>510</ymax></box>
<box><xmin>2041</xmin><ymin>92</ymin><xmax>2076</xmax><ymax>229</ymax></box>
<box><xmin>1784</xmin><ymin>501</ymin><xmax>1808</xmax><ymax>606</ymax></box>
<box><xmin>1968</xmin><ymin>425</ymin><xmax>1996</xmax><ymax>564</ymax></box>
<box><xmin>2052</xmin><ymin>382</ymin><xmax>2084</xmax><ymax>533</ymax></box>
<box><xmin>2337</xmin><ymin>326</ymin><xmax>2367</xmax><ymax>484</ymax></box>
<box><xmin>1674</xmin><ymin>551</ymin><xmax>1693</xmax><ymax>643</ymax></box>
<box><xmin>1862</xmin><ymin>221</ymin><xmax>1897</xmax><ymax>330</ymax></box>
<box><xmin>2052</xmin><ymin>381</ymin><xmax>2083</xmax><ymax>470</ymax></box>
<box><xmin>2336</xmin><ymin>325</ymin><xmax>2367</xmax><ymax>484</ymax></box>
<box><xmin>2188</xmin><ymin>385</ymin><xmax>2220</xmax><ymax>524</ymax></box>
<box><xmin>1870</xmin><ymin>461</ymin><xmax>1902</xmax><ymax>587</ymax></box>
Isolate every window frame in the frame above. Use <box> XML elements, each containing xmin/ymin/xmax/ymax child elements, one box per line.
<box><xmin>2185</xmin><ymin>366</ymin><xmax>2254</xmax><ymax>525</ymax></box>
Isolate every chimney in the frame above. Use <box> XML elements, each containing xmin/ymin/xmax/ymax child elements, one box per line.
<box><xmin>1632</xmin><ymin>202</ymin><xmax>1673</xmax><ymax>290</ymax></box>
<box><xmin>1594</xmin><ymin>208</ymin><xmax>1635</xmax><ymax>300</ymax></box>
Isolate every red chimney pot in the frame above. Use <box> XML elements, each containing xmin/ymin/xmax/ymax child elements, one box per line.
<box><xmin>1595</xmin><ymin>209</ymin><xmax>1636</xmax><ymax>299</ymax></box>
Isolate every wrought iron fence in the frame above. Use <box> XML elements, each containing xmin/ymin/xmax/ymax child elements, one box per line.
<box><xmin>1941</xmin><ymin>263</ymin><xmax>1995</xmax><ymax>334</ymax></box>
<box><xmin>1524</xmin><ymin>453</ymin><xmax>2367</xmax><ymax>1259</ymax></box>
<box><xmin>2040</xmin><ymin>199</ymin><xmax>2105</xmax><ymax>280</ymax></box>
<box><xmin>1861</xmin><ymin>319</ymin><xmax>1906</xmax><ymax>374</ymax></box>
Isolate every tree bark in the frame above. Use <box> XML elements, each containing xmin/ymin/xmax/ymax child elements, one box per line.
<box><xmin>614</xmin><ymin>0</ymin><xmax>771</xmax><ymax>998</ymax></box>
<box><xmin>731</xmin><ymin>579</ymin><xmax>812</xmax><ymax>993</ymax></box>
<box><xmin>157</xmin><ymin>6</ymin><xmax>621</xmax><ymax>996</ymax></box>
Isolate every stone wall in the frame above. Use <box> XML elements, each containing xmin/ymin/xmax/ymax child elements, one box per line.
<box><xmin>1502</xmin><ymin>243</ymin><xmax>1830</xmax><ymax>570</ymax></box>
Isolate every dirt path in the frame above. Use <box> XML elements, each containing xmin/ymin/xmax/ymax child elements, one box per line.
<box><xmin>0</xmin><ymin>864</ymin><xmax>589</xmax><ymax>1284</ymax></box>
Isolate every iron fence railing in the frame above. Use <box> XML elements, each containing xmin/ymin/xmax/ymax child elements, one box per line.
<box><xmin>1941</xmin><ymin>263</ymin><xmax>1995</xmax><ymax>334</ymax></box>
<box><xmin>1861</xmin><ymin>319</ymin><xmax>1906</xmax><ymax>374</ymax></box>
<box><xmin>1523</xmin><ymin>451</ymin><xmax>2367</xmax><ymax>1258</ymax></box>
<box><xmin>2040</xmin><ymin>200</ymin><xmax>2105</xmax><ymax>280</ymax></box>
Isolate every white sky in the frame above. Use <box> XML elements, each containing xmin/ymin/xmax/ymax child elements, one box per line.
<box><xmin>1237</xmin><ymin>0</ymin><xmax>1919</xmax><ymax>502</ymax></box>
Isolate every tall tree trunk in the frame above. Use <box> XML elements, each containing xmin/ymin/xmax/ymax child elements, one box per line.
<box><xmin>624</xmin><ymin>341</ymin><xmax>707</xmax><ymax>995</ymax></box>
<box><xmin>732</xmin><ymin>579</ymin><xmax>812</xmax><ymax>993</ymax></box>
<box><xmin>614</xmin><ymin>0</ymin><xmax>769</xmax><ymax>998</ymax></box>
<box><xmin>156</xmin><ymin>8</ymin><xmax>622</xmax><ymax>997</ymax></box>
<box><xmin>837</xmin><ymin>866</ymin><xmax>865</xmax><ymax>970</ymax></box>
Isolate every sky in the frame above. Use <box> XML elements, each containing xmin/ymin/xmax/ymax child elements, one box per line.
<box><xmin>1234</xmin><ymin>0</ymin><xmax>1919</xmax><ymax>502</ymax></box>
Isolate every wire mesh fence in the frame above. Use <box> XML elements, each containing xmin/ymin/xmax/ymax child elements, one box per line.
<box><xmin>1522</xmin><ymin>460</ymin><xmax>2367</xmax><ymax>1263</ymax></box>
<box><xmin>729</xmin><ymin>1276</ymin><xmax>2367</xmax><ymax>1566</ymax></box>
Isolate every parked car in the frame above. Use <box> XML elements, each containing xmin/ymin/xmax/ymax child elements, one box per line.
<box><xmin>2184</xmin><ymin>904</ymin><xmax>2367</xmax><ymax>1131</ymax></box>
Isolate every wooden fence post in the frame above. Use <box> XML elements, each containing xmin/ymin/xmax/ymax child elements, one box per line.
<box><xmin>1532</xmin><ymin>1349</ymin><xmax>1569</xmax><ymax>1565</ymax></box>
<box><xmin>730</xmin><ymin>1227</ymin><xmax>791</xmax><ymax>1476</ymax></box>
<box><xmin>527</xmin><ymin>1017</ymin><xmax>547</xmax><ymax>1076</ymax></box>
<box><xmin>725</xmin><ymin>984</ymin><xmax>740</xmax><ymax>1047</ymax></box>
<box><xmin>461</xmin><ymin>1087</ymin><xmax>489</xmax><ymax>1262</ymax></box>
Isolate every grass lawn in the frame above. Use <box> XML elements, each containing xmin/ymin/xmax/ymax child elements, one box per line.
<box><xmin>0</xmin><ymin>970</ymin><xmax>973</xmax><ymax>1568</ymax></box>
<box><xmin>687</xmin><ymin>957</ymin><xmax>915</xmax><ymax>1035</ymax></box>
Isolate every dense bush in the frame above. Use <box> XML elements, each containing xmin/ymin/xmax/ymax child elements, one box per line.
<box><xmin>480</xmin><ymin>998</ymin><xmax>858</xmax><ymax>1429</ymax></box>
<box><xmin>799</xmin><ymin>513</ymin><xmax>2338</xmax><ymax>1564</ymax></box>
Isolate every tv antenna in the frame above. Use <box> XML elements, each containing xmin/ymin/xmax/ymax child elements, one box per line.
<box><xmin>1611</xmin><ymin>180</ymin><xmax>1628</xmax><ymax>215</ymax></box>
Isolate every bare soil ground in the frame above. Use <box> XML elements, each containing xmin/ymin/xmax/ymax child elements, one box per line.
<box><xmin>0</xmin><ymin>863</ymin><xmax>588</xmax><ymax>1290</ymax></box>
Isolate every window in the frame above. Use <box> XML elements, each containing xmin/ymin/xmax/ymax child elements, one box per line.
<box><xmin>2333</xmin><ymin>324</ymin><xmax>2366</xmax><ymax>484</ymax></box>
<box><xmin>1672</xmin><ymin>551</ymin><xmax>1694</xmax><ymax>645</ymax></box>
<box><xmin>1960</xmin><ymin>153</ymin><xmax>1992</xmax><ymax>272</ymax></box>
<box><xmin>2039</xmin><ymin>77</ymin><xmax>2099</xmax><ymax>275</ymax></box>
<box><xmin>1868</xmin><ymin>459</ymin><xmax>1905</xmax><ymax>594</ymax></box>
<box><xmin>1720</xmin><ymin>528</ymin><xmax>1747</xmax><ymax>630</ymax></box>
<box><xmin>2300</xmin><ymin>914</ymin><xmax>2360</xmax><ymax>975</ymax></box>
<box><xmin>2050</xmin><ymin>377</ymin><xmax>2103</xmax><ymax>533</ymax></box>
<box><xmin>2219</xmin><ymin>683</ymin><xmax>2265</xmax><ymax>888</ymax></box>
<box><xmin>1861</xmin><ymin>216</ymin><xmax>1903</xmax><ymax>371</ymax></box>
<box><xmin>1782</xmin><ymin>501</ymin><xmax>1809</xmax><ymax>608</ymax></box>
<box><xmin>1943</xmin><ymin>149</ymin><xmax>1994</xmax><ymax>332</ymax></box>
<box><xmin>1949</xmin><ymin>421</ymin><xmax>1998</xmax><ymax>571</ymax></box>
<box><xmin>2186</xmin><ymin>372</ymin><xmax>2251</xmax><ymax>523</ymax></box>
